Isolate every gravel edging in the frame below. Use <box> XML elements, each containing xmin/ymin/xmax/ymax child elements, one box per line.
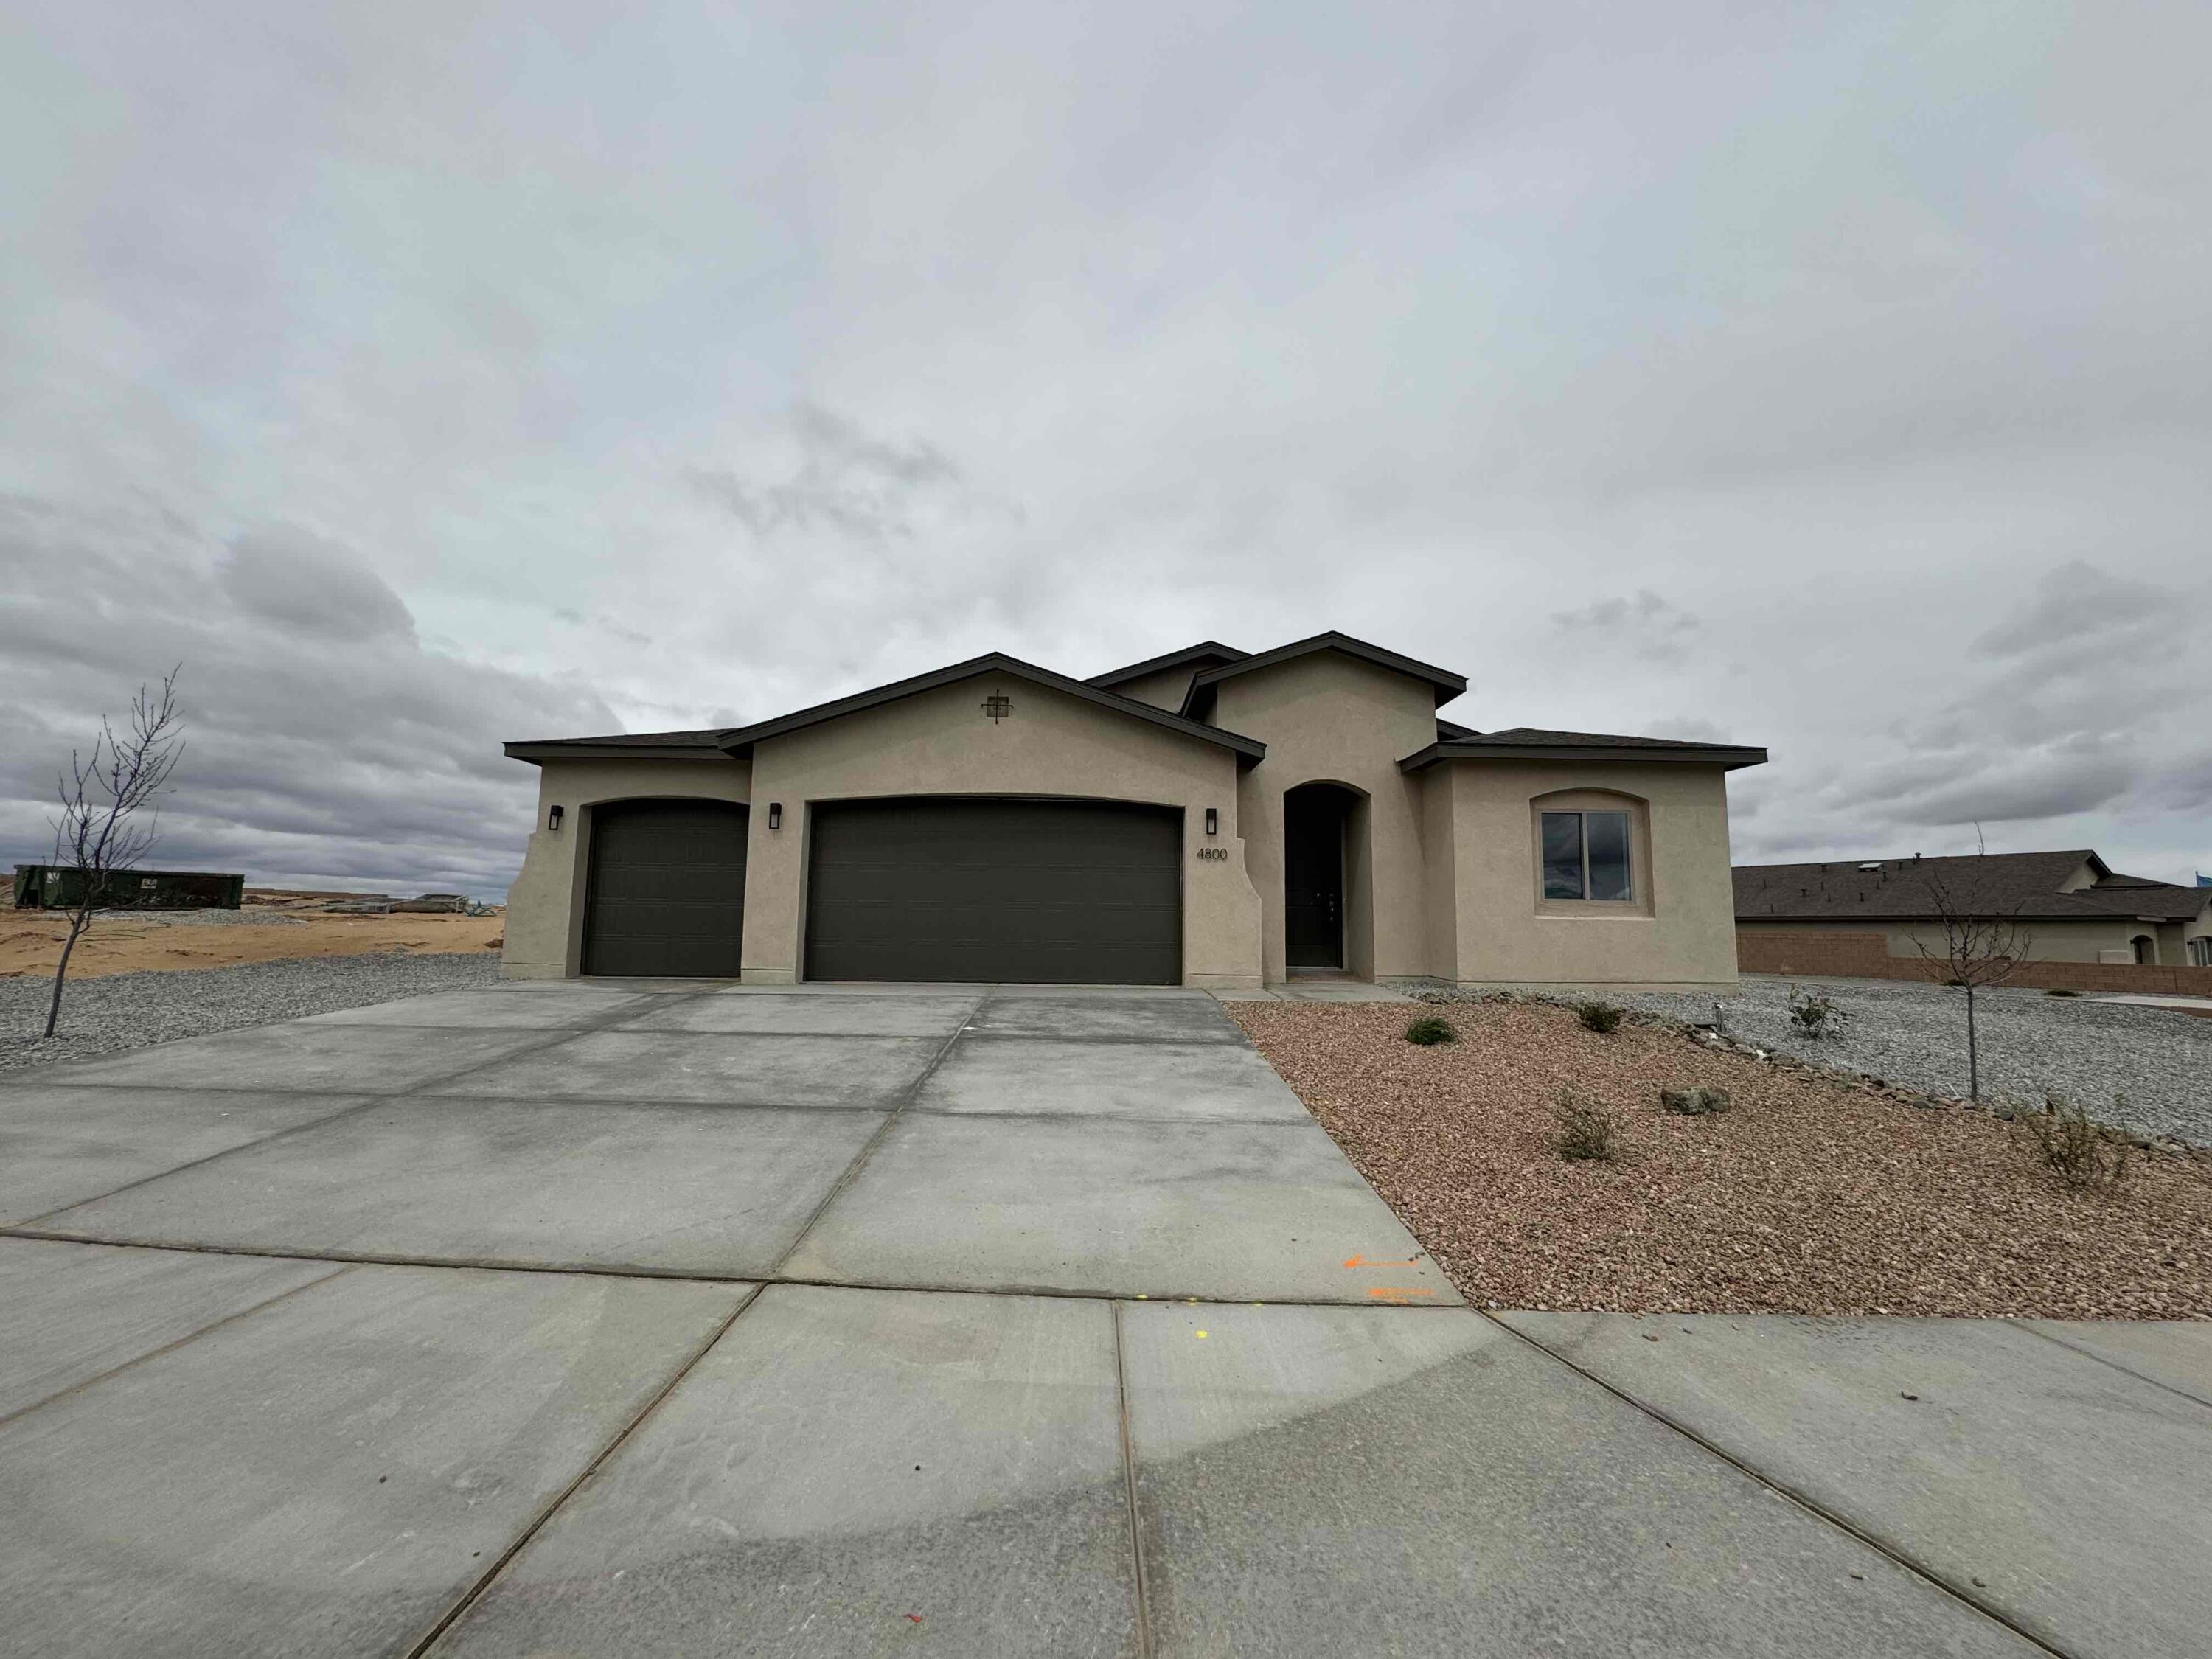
<box><xmin>1</xmin><ymin>952</ymin><xmax>506</xmax><ymax>1074</ymax></box>
<box><xmin>1418</xmin><ymin>976</ymin><xmax>2212</xmax><ymax>1149</ymax></box>
<box><xmin>1232</xmin><ymin>998</ymin><xmax>2212</xmax><ymax>1319</ymax></box>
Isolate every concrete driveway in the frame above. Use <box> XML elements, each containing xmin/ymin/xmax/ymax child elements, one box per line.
<box><xmin>1</xmin><ymin>980</ymin><xmax>2206</xmax><ymax>1658</ymax></box>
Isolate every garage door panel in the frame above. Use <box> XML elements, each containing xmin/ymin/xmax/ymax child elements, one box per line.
<box><xmin>811</xmin><ymin>867</ymin><xmax>1177</xmax><ymax>911</ymax></box>
<box><xmin>807</xmin><ymin>799</ymin><xmax>1180</xmax><ymax>984</ymax></box>
<box><xmin>583</xmin><ymin>801</ymin><xmax>748</xmax><ymax>978</ymax></box>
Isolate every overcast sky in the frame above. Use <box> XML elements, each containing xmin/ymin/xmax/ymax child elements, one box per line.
<box><xmin>4</xmin><ymin>1</ymin><xmax>2207</xmax><ymax>897</ymax></box>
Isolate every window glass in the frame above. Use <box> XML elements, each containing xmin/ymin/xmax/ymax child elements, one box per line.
<box><xmin>1585</xmin><ymin>811</ymin><xmax>1632</xmax><ymax>901</ymax></box>
<box><xmin>1540</xmin><ymin>813</ymin><xmax>1585</xmax><ymax>899</ymax></box>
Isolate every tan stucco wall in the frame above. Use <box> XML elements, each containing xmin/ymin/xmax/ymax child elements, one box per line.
<box><xmin>499</xmin><ymin>650</ymin><xmax>1753</xmax><ymax>991</ymax></box>
<box><xmin>1441</xmin><ymin>761</ymin><xmax>1740</xmax><ymax>990</ymax></box>
<box><xmin>739</xmin><ymin>672</ymin><xmax>1262</xmax><ymax>987</ymax></box>
<box><xmin>501</xmin><ymin>755</ymin><xmax>752</xmax><ymax>978</ymax></box>
<box><xmin>1210</xmin><ymin>654</ymin><xmax>1441</xmax><ymax>982</ymax></box>
<box><xmin>1736</xmin><ymin>917</ymin><xmax>2147</xmax><ymax>964</ymax></box>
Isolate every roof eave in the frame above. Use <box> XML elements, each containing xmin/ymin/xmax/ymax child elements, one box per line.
<box><xmin>712</xmin><ymin>652</ymin><xmax>1267</xmax><ymax>763</ymax></box>
<box><xmin>1181</xmin><ymin>630</ymin><xmax>1467</xmax><ymax>717</ymax></box>
<box><xmin>1084</xmin><ymin>640</ymin><xmax>1250</xmax><ymax>689</ymax></box>
<box><xmin>1399</xmin><ymin>742</ymin><xmax>1770</xmax><ymax>773</ymax></box>
<box><xmin>503</xmin><ymin>742</ymin><xmax>734</xmax><ymax>765</ymax></box>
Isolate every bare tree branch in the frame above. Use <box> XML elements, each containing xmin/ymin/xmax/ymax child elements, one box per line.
<box><xmin>1907</xmin><ymin>857</ymin><xmax>2031</xmax><ymax>1101</ymax></box>
<box><xmin>41</xmin><ymin>667</ymin><xmax>187</xmax><ymax>1038</ymax></box>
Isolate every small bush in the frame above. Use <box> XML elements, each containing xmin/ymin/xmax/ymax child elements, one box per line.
<box><xmin>1660</xmin><ymin>1085</ymin><xmax>1731</xmax><ymax>1116</ymax></box>
<box><xmin>1575</xmin><ymin>1000</ymin><xmax>1623</xmax><ymax>1034</ymax></box>
<box><xmin>2014</xmin><ymin>1093</ymin><xmax>2135</xmax><ymax>1189</ymax></box>
<box><xmin>2046</xmin><ymin>988</ymin><xmax>2080</xmax><ymax>998</ymax></box>
<box><xmin>1404</xmin><ymin>1015</ymin><xmax>1457</xmax><ymax>1046</ymax></box>
<box><xmin>1786</xmin><ymin>984</ymin><xmax>1851</xmax><ymax>1041</ymax></box>
<box><xmin>1554</xmin><ymin>1088</ymin><xmax>1621</xmax><ymax>1160</ymax></box>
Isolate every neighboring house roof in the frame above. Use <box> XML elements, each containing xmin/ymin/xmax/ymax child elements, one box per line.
<box><xmin>1084</xmin><ymin>641</ymin><xmax>1249</xmax><ymax>690</ymax></box>
<box><xmin>1734</xmin><ymin>850</ymin><xmax>2212</xmax><ymax>924</ymax></box>
<box><xmin>1180</xmin><ymin>630</ymin><xmax>1467</xmax><ymax>719</ymax></box>
<box><xmin>507</xmin><ymin>653</ymin><xmax>1269</xmax><ymax>766</ymax></box>
<box><xmin>1399</xmin><ymin>728</ymin><xmax>1769</xmax><ymax>773</ymax></box>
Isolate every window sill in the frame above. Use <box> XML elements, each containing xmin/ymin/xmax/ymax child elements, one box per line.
<box><xmin>1534</xmin><ymin>902</ymin><xmax>1655</xmax><ymax>922</ymax></box>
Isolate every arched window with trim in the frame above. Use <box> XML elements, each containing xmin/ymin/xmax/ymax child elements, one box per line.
<box><xmin>1530</xmin><ymin>789</ymin><xmax>1653</xmax><ymax>916</ymax></box>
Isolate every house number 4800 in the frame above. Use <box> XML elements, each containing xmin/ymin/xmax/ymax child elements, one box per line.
<box><xmin>1195</xmin><ymin>846</ymin><xmax>1230</xmax><ymax>861</ymax></box>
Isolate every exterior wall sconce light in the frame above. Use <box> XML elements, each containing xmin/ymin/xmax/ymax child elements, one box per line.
<box><xmin>546</xmin><ymin>804</ymin><xmax>564</xmax><ymax>832</ymax></box>
<box><xmin>768</xmin><ymin>801</ymin><xmax>782</xmax><ymax>831</ymax></box>
<box><xmin>1205</xmin><ymin>807</ymin><xmax>1219</xmax><ymax>836</ymax></box>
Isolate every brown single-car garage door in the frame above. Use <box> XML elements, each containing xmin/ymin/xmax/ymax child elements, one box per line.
<box><xmin>805</xmin><ymin>797</ymin><xmax>1180</xmax><ymax>984</ymax></box>
<box><xmin>582</xmin><ymin>799</ymin><xmax>748</xmax><ymax>977</ymax></box>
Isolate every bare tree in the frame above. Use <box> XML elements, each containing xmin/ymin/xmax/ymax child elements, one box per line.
<box><xmin>1907</xmin><ymin>858</ymin><xmax>2030</xmax><ymax>1101</ymax></box>
<box><xmin>41</xmin><ymin>669</ymin><xmax>186</xmax><ymax>1038</ymax></box>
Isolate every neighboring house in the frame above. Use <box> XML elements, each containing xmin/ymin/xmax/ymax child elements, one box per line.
<box><xmin>1736</xmin><ymin>850</ymin><xmax>2212</xmax><ymax>969</ymax></box>
<box><xmin>501</xmin><ymin>631</ymin><xmax>1765</xmax><ymax>990</ymax></box>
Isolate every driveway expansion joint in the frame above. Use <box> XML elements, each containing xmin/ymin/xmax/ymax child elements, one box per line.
<box><xmin>0</xmin><ymin>1260</ymin><xmax>357</xmax><ymax>1433</ymax></box>
<box><xmin>2004</xmin><ymin>1318</ymin><xmax>2212</xmax><ymax>1413</ymax></box>
<box><xmin>758</xmin><ymin>1015</ymin><xmax>977</xmax><ymax>1281</ymax></box>
<box><xmin>400</xmin><ymin>1281</ymin><xmax>768</xmax><ymax>1658</ymax></box>
<box><xmin>1110</xmin><ymin>1301</ymin><xmax>1158</xmax><ymax>1659</ymax></box>
<box><xmin>1478</xmin><ymin>1308</ymin><xmax>2079</xmax><ymax>1659</ymax></box>
<box><xmin>5</xmin><ymin>986</ymin><xmax>730</xmax><ymax>1226</ymax></box>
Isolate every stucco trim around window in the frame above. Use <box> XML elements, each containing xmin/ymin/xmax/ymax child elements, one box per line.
<box><xmin>1530</xmin><ymin>789</ymin><xmax>1655</xmax><ymax>919</ymax></box>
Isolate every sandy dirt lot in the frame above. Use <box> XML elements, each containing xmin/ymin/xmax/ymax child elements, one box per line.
<box><xmin>1</xmin><ymin>892</ymin><xmax>503</xmax><ymax>980</ymax></box>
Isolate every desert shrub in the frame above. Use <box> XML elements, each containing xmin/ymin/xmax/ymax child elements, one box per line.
<box><xmin>1575</xmin><ymin>1000</ymin><xmax>1623</xmax><ymax>1034</ymax></box>
<box><xmin>1554</xmin><ymin>1088</ymin><xmax>1621</xmax><ymax>1160</ymax></box>
<box><xmin>2046</xmin><ymin>988</ymin><xmax>2080</xmax><ymax>998</ymax></box>
<box><xmin>2014</xmin><ymin>1093</ymin><xmax>2136</xmax><ymax>1189</ymax></box>
<box><xmin>1404</xmin><ymin>1015</ymin><xmax>1457</xmax><ymax>1046</ymax></box>
<box><xmin>1786</xmin><ymin>984</ymin><xmax>1851</xmax><ymax>1041</ymax></box>
<box><xmin>1660</xmin><ymin>1085</ymin><xmax>1731</xmax><ymax>1116</ymax></box>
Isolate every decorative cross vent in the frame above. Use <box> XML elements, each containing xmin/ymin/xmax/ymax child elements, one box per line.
<box><xmin>981</xmin><ymin>691</ymin><xmax>1013</xmax><ymax>723</ymax></box>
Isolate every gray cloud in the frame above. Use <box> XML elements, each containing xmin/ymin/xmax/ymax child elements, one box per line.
<box><xmin>1551</xmin><ymin>591</ymin><xmax>1705</xmax><ymax>666</ymax></box>
<box><xmin>686</xmin><ymin>404</ymin><xmax>974</xmax><ymax>542</ymax></box>
<box><xmin>0</xmin><ymin>498</ymin><xmax>615</xmax><ymax>896</ymax></box>
<box><xmin>218</xmin><ymin>526</ymin><xmax>416</xmax><ymax>641</ymax></box>
<box><xmin>1</xmin><ymin>3</ymin><xmax>2208</xmax><ymax>891</ymax></box>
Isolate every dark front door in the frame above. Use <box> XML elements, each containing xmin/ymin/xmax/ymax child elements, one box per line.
<box><xmin>1284</xmin><ymin>787</ymin><xmax>1346</xmax><ymax>968</ymax></box>
<box><xmin>581</xmin><ymin>799</ymin><xmax>748</xmax><ymax>977</ymax></box>
<box><xmin>805</xmin><ymin>796</ymin><xmax>1181</xmax><ymax>984</ymax></box>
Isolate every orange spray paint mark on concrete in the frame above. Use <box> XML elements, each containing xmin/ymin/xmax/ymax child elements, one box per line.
<box><xmin>1366</xmin><ymin>1287</ymin><xmax>1436</xmax><ymax>1301</ymax></box>
<box><xmin>1343</xmin><ymin>1255</ymin><xmax>1419</xmax><ymax>1269</ymax></box>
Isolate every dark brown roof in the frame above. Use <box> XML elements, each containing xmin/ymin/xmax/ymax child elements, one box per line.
<box><xmin>1400</xmin><ymin>728</ymin><xmax>1767</xmax><ymax>772</ymax></box>
<box><xmin>1085</xmin><ymin>641</ymin><xmax>1249</xmax><ymax>689</ymax></box>
<box><xmin>711</xmin><ymin>652</ymin><xmax>1265</xmax><ymax>760</ymax></box>
<box><xmin>503</xmin><ymin>728</ymin><xmax>734</xmax><ymax>760</ymax></box>
<box><xmin>1734</xmin><ymin>850</ymin><xmax>2212</xmax><ymax>923</ymax></box>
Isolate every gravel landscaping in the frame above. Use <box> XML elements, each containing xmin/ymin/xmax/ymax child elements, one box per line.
<box><xmin>1526</xmin><ymin>975</ymin><xmax>2211</xmax><ymax>1147</ymax></box>
<box><xmin>0</xmin><ymin>952</ymin><xmax>506</xmax><ymax>1074</ymax></box>
<box><xmin>1231</xmin><ymin>998</ymin><xmax>2212</xmax><ymax>1319</ymax></box>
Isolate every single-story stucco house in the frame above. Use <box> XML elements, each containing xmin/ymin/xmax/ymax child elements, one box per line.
<box><xmin>1736</xmin><ymin>849</ymin><xmax>2212</xmax><ymax>969</ymax></box>
<box><xmin>500</xmin><ymin>631</ymin><xmax>1767</xmax><ymax>990</ymax></box>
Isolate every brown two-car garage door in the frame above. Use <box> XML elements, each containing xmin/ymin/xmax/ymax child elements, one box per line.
<box><xmin>805</xmin><ymin>797</ymin><xmax>1181</xmax><ymax>984</ymax></box>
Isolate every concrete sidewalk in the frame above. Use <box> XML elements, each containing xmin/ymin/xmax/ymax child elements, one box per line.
<box><xmin>2</xmin><ymin>980</ymin><xmax>2207</xmax><ymax>1657</ymax></box>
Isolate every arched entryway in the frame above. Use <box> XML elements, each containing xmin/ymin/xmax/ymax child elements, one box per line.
<box><xmin>2131</xmin><ymin>933</ymin><xmax>2155</xmax><ymax>966</ymax></box>
<box><xmin>1284</xmin><ymin>782</ymin><xmax>1361</xmax><ymax>970</ymax></box>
